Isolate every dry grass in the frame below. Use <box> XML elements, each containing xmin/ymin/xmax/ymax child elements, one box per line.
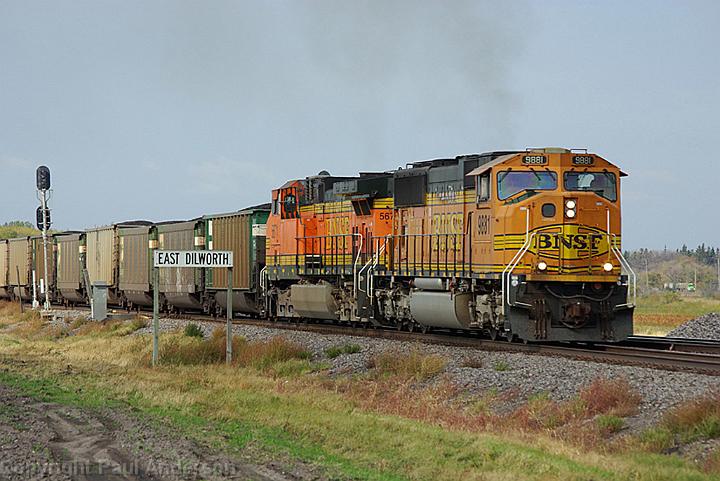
<box><xmin>146</xmin><ymin>330</ymin><xmax>310</xmax><ymax>372</ymax></box>
<box><xmin>664</xmin><ymin>392</ymin><xmax>720</xmax><ymax>441</ymax></box>
<box><xmin>0</xmin><ymin>320</ymin><xmax>713</xmax><ymax>481</ymax></box>
<box><xmin>367</xmin><ymin>349</ymin><xmax>447</xmax><ymax>381</ymax></box>
<box><xmin>149</xmin><ymin>328</ymin><xmax>244</xmax><ymax>365</ymax></box>
<box><xmin>579</xmin><ymin>377</ymin><xmax>642</xmax><ymax>417</ymax></box>
<box><xmin>460</xmin><ymin>356</ymin><xmax>483</xmax><ymax>368</ymax></box>
<box><xmin>637</xmin><ymin>392</ymin><xmax>720</xmax><ymax>452</ymax></box>
<box><xmin>705</xmin><ymin>448</ymin><xmax>720</xmax><ymax>474</ymax></box>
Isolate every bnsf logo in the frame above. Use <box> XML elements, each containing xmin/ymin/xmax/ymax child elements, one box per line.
<box><xmin>527</xmin><ymin>225</ymin><xmax>611</xmax><ymax>260</ymax></box>
<box><xmin>536</xmin><ymin>233</ymin><xmax>604</xmax><ymax>251</ymax></box>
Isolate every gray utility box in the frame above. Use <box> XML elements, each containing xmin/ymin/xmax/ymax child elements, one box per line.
<box><xmin>90</xmin><ymin>281</ymin><xmax>109</xmax><ymax>321</ymax></box>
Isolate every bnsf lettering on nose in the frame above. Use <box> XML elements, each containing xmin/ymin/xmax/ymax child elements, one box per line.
<box><xmin>537</xmin><ymin>233</ymin><xmax>603</xmax><ymax>250</ymax></box>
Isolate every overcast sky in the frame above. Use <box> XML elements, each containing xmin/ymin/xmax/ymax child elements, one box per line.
<box><xmin>1</xmin><ymin>0</ymin><xmax>718</xmax><ymax>249</ymax></box>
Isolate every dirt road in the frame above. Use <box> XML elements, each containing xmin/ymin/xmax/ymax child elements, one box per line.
<box><xmin>0</xmin><ymin>382</ymin><xmax>326</xmax><ymax>481</ymax></box>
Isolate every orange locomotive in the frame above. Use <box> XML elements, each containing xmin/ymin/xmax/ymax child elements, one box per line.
<box><xmin>263</xmin><ymin>148</ymin><xmax>635</xmax><ymax>342</ymax></box>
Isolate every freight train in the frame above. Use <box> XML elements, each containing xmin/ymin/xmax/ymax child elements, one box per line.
<box><xmin>0</xmin><ymin>148</ymin><xmax>635</xmax><ymax>342</ymax></box>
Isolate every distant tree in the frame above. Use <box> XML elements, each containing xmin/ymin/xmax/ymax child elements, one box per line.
<box><xmin>0</xmin><ymin>221</ymin><xmax>39</xmax><ymax>240</ymax></box>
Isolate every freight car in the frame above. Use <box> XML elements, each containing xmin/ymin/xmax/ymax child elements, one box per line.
<box><xmin>203</xmin><ymin>205</ymin><xmax>269</xmax><ymax>316</ymax></box>
<box><xmin>264</xmin><ymin>148</ymin><xmax>635</xmax><ymax>342</ymax></box>
<box><xmin>55</xmin><ymin>231</ymin><xmax>86</xmax><ymax>305</ymax></box>
<box><xmin>86</xmin><ymin>222</ymin><xmax>152</xmax><ymax>305</ymax></box>
<box><xmin>0</xmin><ymin>239</ymin><xmax>9</xmax><ymax>299</ymax></box>
<box><xmin>7</xmin><ymin>237</ymin><xmax>32</xmax><ymax>301</ymax></box>
<box><xmin>3</xmin><ymin>148</ymin><xmax>632</xmax><ymax>344</ymax></box>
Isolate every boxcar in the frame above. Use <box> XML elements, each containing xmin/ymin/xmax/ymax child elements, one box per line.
<box><xmin>203</xmin><ymin>204</ymin><xmax>270</xmax><ymax>315</ymax></box>
<box><xmin>157</xmin><ymin>220</ymin><xmax>205</xmax><ymax>311</ymax></box>
<box><xmin>8</xmin><ymin>237</ymin><xmax>32</xmax><ymax>300</ymax></box>
<box><xmin>31</xmin><ymin>235</ymin><xmax>57</xmax><ymax>302</ymax></box>
<box><xmin>0</xmin><ymin>240</ymin><xmax>9</xmax><ymax>299</ymax></box>
<box><xmin>55</xmin><ymin>232</ymin><xmax>86</xmax><ymax>305</ymax></box>
<box><xmin>118</xmin><ymin>225</ymin><xmax>157</xmax><ymax>308</ymax></box>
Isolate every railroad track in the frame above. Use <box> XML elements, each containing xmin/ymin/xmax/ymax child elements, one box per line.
<box><xmin>192</xmin><ymin>315</ymin><xmax>720</xmax><ymax>375</ymax></box>
<box><xmin>39</xmin><ymin>305</ymin><xmax>720</xmax><ymax>375</ymax></box>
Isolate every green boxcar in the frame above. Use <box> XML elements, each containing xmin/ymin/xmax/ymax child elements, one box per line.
<box><xmin>204</xmin><ymin>204</ymin><xmax>270</xmax><ymax>315</ymax></box>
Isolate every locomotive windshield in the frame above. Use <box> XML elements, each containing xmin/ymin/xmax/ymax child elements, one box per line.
<box><xmin>497</xmin><ymin>170</ymin><xmax>557</xmax><ymax>200</ymax></box>
<box><xmin>564</xmin><ymin>171</ymin><xmax>617</xmax><ymax>202</ymax></box>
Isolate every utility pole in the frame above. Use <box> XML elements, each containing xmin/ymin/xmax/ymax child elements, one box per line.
<box><xmin>36</xmin><ymin>166</ymin><xmax>52</xmax><ymax>311</ymax></box>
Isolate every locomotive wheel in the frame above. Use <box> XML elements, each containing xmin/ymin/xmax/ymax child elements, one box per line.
<box><xmin>488</xmin><ymin>327</ymin><xmax>499</xmax><ymax>341</ymax></box>
<box><xmin>505</xmin><ymin>330</ymin><xmax>516</xmax><ymax>343</ymax></box>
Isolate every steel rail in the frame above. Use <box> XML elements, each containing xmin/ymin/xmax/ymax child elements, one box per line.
<box><xmin>40</xmin><ymin>305</ymin><xmax>720</xmax><ymax>375</ymax></box>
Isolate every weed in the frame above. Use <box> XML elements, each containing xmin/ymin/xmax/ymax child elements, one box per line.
<box><xmin>271</xmin><ymin>359</ymin><xmax>328</xmax><ymax>378</ymax></box>
<box><xmin>492</xmin><ymin>360</ymin><xmax>510</xmax><ymax>372</ymax></box>
<box><xmin>324</xmin><ymin>343</ymin><xmax>361</xmax><ymax>358</ymax></box>
<box><xmin>460</xmin><ymin>357</ymin><xmax>483</xmax><ymax>368</ymax></box>
<box><xmin>637</xmin><ymin>427</ymin><xmax>674</xmax><ymax>452</ymax></box>
<box><xmin>184</xmin><ymin>323</ymin><xmax>204</xmax><ymax>338</ymax></box>
<box><xmin>704</xmin><ymin>448</ymin><xmax>720</xmax><ymax>474</ymax></box>
<box><xmin>68</xmin><ymin>317</ymin><xmax>88</xmax><ymax>330</ymax></box>
<box><xmin>235</xmin><ymin>337</ymin><xmax>311</xmax><ymax>369</ymax></box>
<box><xmin>596</xmin><ymin>414</ymin><xmax>625</xmax><ymax>434</ymax></box>
<box><xmin>367</xmin><ymin>350</ymin><xmax>447</xmax><ymax>381</ymax></box>
<box><xmin>578</xmin><ymin>377</ymin><xmax>642</xmax><ymax>417</ymax></box>
<box><xmin>663</xmin><ymin>392</ymin><xmax>720</xmax><ymax>443</ymax></box>
<box><xmin>153</xmin><ymin>329</ymin><xmax>245</xmax><ymax>365</ymax></box>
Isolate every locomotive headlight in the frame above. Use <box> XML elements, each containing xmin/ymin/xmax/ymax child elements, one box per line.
<box><xmin>537</xmin><ymin>261</ymin><xmax>548</xmax><ymax>271</ymax></box>
<box><xmin>566</xmin><ymin>209</ymin><xmax>576</xmax><ymax>218</ymax></box>
<box><xmin>565</xmin><ymin>200</ymin><xmax>576</xmax><ymax>209</ymax></box>
<box><xmin>603</xmin><ymin>262</ymin><xmax>614</xmax><ymax>272</ymax></box>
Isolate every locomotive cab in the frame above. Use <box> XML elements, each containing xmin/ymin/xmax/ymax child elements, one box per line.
<box><xmin>473</xmin><ymin>148</ymin><xmax>634</xmax><ymax>342</ymax></box>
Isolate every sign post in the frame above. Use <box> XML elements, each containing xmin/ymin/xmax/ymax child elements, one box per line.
<box><xmin>152</xmin><ymin>266</ymin><xmax>159</xmax><ymax>366</ymax></box>
<box><xmin>152</xmin><ymin>250</ymin><xmax>233</xmax><ymax>366</ymax></box>
<box><xmin>226</xmin><ymin>267</ymin><xmax>233</xmax><ymax>364</ymax></box>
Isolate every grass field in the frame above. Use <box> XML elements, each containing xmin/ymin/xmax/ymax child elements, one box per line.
<box><xmin>633</xmin><ymin>293</ymin><xmax>720</xmax><ymax>336</ymax></box>
<box><xmin>0</xmin><ymin>303</ymin><xmax>719</xmax><ymax>480</ymax></box>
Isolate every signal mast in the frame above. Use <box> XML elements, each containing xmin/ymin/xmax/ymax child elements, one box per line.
<box><xmin>36</xmin><ymin>166</ymin><xmax>51</xmax><ymax>311</ymax></box>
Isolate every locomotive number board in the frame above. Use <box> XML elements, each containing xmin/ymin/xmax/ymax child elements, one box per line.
<box><xmin>522</xmin><ymin>155</ymin><xmax>547</xmax><ymax>165</ymax></box>
<box><xmin>572</xmin><ymin>155</ymin><xmax>594</xmax><ymax>165</ymax></box>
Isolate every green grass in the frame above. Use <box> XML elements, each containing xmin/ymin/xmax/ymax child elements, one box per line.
<box><xmin>183</xmin><ymin>323</ymin><xmax>204</xmax><ymax>338</ymax></box>
<box><xmin>0</xmin><ymin>316</ymin><xmax>719</xmax><ymax>480</ymax></box>
<box><xmin>324</xmin><ymin>343</ymin><xmax>362</xmax><ymax>358</ymax></box>
<box><xmin>596</xmin><ymin>415</ymin><xmax>625</xmax><ymax>433</ymax></box>
<box><xmin>633</xmin><ymin>294</ymin><xmax>720</xmax><ymax>336</ymax></box>
<box><xmin>492</xmin><ymin>360</ymin><xmax>510</xmax><ymax>372</ymax></box>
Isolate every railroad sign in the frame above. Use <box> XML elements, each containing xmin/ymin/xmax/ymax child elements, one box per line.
<box><xmin>150</xmin><ymin>250</ymin><xmax>235</xmax><ymax>367</ymax></box>
<box><xmin>153</xmin><ymin>250</ymin><xmax>233</xmax><ymax>268</ymax></box>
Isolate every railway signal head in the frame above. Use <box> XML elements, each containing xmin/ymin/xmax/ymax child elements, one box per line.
<box><xmin>36</xmin><ymin>206</ymin><xmax>51</xmax><ymax>230</ymax></box>
<box><xmin>36</xmin><ymin>165</ymin><xmax>51</xmax><ymax>191</ymax></box>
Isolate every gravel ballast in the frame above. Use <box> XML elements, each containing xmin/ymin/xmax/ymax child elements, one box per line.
<box><xmin>132</xmin><ymin>316</ymin><xmax>720</xmax><ymax>426</ymax></box>
<box><xmin>668</xmin><ymin>313</ymin><xmax>720</xmax><ymax>340</ymax></box>
<box><xmin>48</xmin><ymin>310</ymin><xmax>720</xmax><ymax>431</ymax></box>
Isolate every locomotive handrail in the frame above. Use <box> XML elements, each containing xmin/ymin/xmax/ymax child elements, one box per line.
<box><xmin>375</xmin><ymin>232</ymin><xmax>465</xmax><ymax>275</ymax></box>
<box><xmin>501</xmin><ymin>232</ymin><xmax>537</xmax><ymax>314</ymax></box>
<box><xmin>610</xmin><ymin>233</ymin><xmax>636</xmax><ymax>308</ymax></box>
<box><xmin>368</xmin><ymin>238</ymin><xmax>388</xmax><ymax>297</ymax></box>
<box><xmin>352</xmin><ymin>233</ymin><xmax>363</xmax><ymax>298</ymax></box>
<box><xmin>259</xmin><ymin>265</ymin><xmax>268</xmax><ymax>314</ymax></box>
